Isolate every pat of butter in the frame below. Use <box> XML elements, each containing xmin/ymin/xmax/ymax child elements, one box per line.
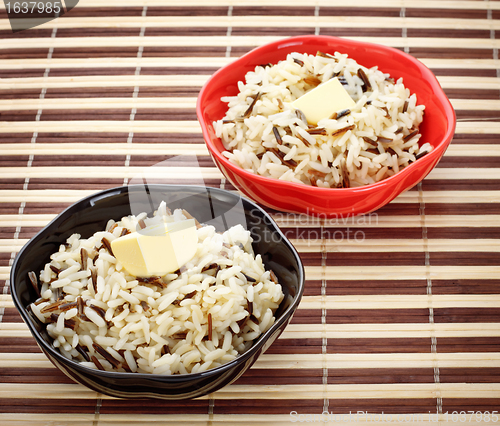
<box><xmin>111</xmin><ymin>219</ymin><xmax>198</xmax><ymax>277</ymax></box>
<box><xmin>292</xmin><ymin>77</ymin><xmax>356</xmax><ymax>125</ymax></box>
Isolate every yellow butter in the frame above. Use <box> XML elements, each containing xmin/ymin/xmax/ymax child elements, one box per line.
<box><xmin>111</xmin><ymin>219</ymin><xmax>198</xmax><ymax>277</ymax></box>
<box><xmin>292</xmin><ymin>77</ymin><xmax>356</xmax><ymax>125</ymax></box>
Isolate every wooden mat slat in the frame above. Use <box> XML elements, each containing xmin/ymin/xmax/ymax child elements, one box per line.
<box><xmin>1</xmin><ymin>189</ymin><xmax>498</xmax><ymax>204</ymax></box>
<box><xmin>2</xmin><ymin>237</ymin><xmax>500</xmax><ymax>254</ymax></box>
<box><xmin>2</xmin><ymin>293</ymin><xmax>500</xmax><ymax>311</ymax></box>
<box><xmin>1</xmin><ymin>98</ymin><xmax>499</xmax><ymax>112</ymax></box>
<box><xmin>1</xmin><ymin>212</ymin><xmax>499</xmax><ymax>228</ymax></box>
<box><xmin>1</xmin><ymin>144</ymin><xmax>500</xmax><ymax>159</ymax></box>
<box><xmin>1</xmin><ymin>35</ymin><xmax>500</xmax><ymax>50</ymax></box>
<box><xmin>0</xmin><ymin>414</ymin><xmax>495</xmax><ymax>426</ymax></box>
<box><xmin>0</xmin><ymin>120</ymin><xmax>498</xmax><ymax>136</ymax></box>
<box><xmin>3</xmin><ymin>15</ymin><xmax>500</xmax><ymax>31</ymax></box>
<box><xmin>3</xmin><ymin>166</ymin><xmax>500</xmax><ymax>181</ymax></box>
<box><xmin>0</xmin><ymin>57</ymin><xmax>499</xmax><ymax>70</ymax></box>
<box><xmin>0</xmin><ymin>0</ymin><xmax>498</xmax><ymax>10</ymax></box>
<box><xmin>1</xmin><ymin>73</ymin><xmax>499</xmax><ymax>89</ymax></box>
<box><xmin>0</xmin><ymin>381</ymin><xmax>499</xmax><ymax>400</ymax></box>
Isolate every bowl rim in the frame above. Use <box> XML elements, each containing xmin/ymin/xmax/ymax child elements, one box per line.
<box><xmin>197</xmin><ymin>34</ymin><xmax>456</xmax><ymax>196</ymax></box>
<box><xmin>10</xmin><ymin>184</ymin><xmax>305</xmax><ymax>383</ymax></box>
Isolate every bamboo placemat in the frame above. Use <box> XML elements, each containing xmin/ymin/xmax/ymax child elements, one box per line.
<box><xmin>1</xmin><ymin>1</ymin><xmax>500</xmax><ymax>424</ymax></box>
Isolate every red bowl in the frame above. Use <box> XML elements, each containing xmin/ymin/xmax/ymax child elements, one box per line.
<box><xmin>197</xmin><ymin>35</ymin><xmax>456</xmax><ymax>217</ymax></box>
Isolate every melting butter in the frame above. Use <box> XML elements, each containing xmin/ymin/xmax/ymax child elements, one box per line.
<box><xmin>292</xmin><ymin>77</ymin><xmax>356</xmax><ymax>125</ymax></box>
<box><xmin>111</xmin><ymin>219</ymin><xmax>198</xmax><ymax>277</ymax></box>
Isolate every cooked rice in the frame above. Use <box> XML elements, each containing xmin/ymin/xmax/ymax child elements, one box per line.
<box><xmin>214</xmin><ymin>51</ymin><xmax>430</xmax><ymax>188</ymax></box>
<box><xmin>29</xmin><ymin>202</ymin><xmax>284</xmax><ymax>375</ymax></box>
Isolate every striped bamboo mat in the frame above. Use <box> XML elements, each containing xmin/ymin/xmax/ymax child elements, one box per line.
<box><xmin>1</xmin><ymin>1</ymin><xmax>500</xmax><ymax>424</ymax></box>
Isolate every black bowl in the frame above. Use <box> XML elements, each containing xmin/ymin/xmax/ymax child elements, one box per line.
<box><xmin>10</xmin><ymin>185</ymin><xmax>305</xmax><ymax>399</ymax></box>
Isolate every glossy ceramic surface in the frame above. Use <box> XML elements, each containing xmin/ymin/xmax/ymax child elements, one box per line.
<box><xmin>11</xmin><ymin>185</ymin><xmax>305</xmax><ymax>400</ymax></box>
<box><xmin>197</xmin><ymin>35</ymin><xmax>456</xmax><ymax>217</ymax></box>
